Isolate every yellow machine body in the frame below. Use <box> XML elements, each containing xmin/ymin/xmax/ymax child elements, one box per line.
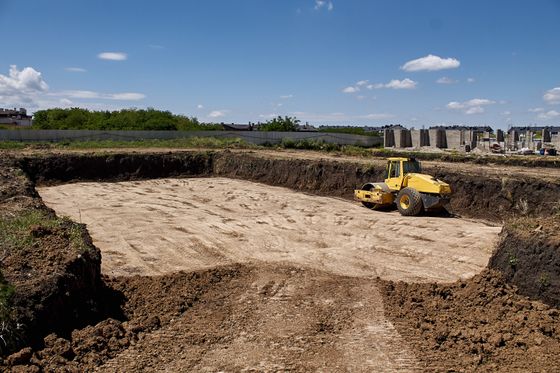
<box><xmin>354</xmin><ymin>157</ymin><xmax>452</xmax><ymax>216</ymax></box>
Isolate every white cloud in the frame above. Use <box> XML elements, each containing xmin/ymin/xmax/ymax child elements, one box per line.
<box><xmin>360</xmin><ymin>113</ymin><xmax>395</xmax><ymax>120</ymax></box>
<box><xmin>384</xmin><ymin>78</ymin><xmax>417</xmax><ymax>89</ymax></box>
<box><xmin>436</xmin><ymin>77</ymin><xmax>457</xmax><ymax>84</ymax></box>
<box><xmin>0</xmin><ymin>65</ymin><xmax>48</xmax><ymax>93</ymax></box>
<box><xmin>367</xmin><ymin>78</ymin><xmax>417</xmax><ymax>90</ymax></box>
<box><xmin>197</xmin><ymin>104</ymin><xmax>204</xmax><ymax>109</ymax></box>
<box><xmin>61</xmin><ymin>90</ymin><xmax>99</xmax><ymax>99</ymax></box>
<box><xmin>543</xmin><ymin>87</ymin><xmax>560</xmax><ymax>104</ymax></box>
<box><xmin>342</xmin><ymin>86</ymin><xmax>359</xmax><ymax>93</ymax></box>
<box><xmin>59</xmin><ymin>90</ymin><xmax>145</xmax><ymax>101</ymax></box>
<box><xmin>98</xmin><ymin>52</ymin><xmax>127</xmax><ymax>61</ymax></box>
<box><xmin>259</xmin><ymin>113</ymin><xmax>279</xmax><ymax>119</ymax></box>
<box><xmin>465</xmin><ymin>106</ymin><xmax>484</xmax><ymax>115</ymax></box>
<box><xmin>447</xmin><ymin>98</ymin><xmax>496</xmax><ymax>115</ymax></box>
<box><xmin>110</xmin><ymin>92</ymin><xmax>145</xmax><ymax>100</ymax></box>
<box><xmin>501</xmin><ymin>111</ymin><xmax>511</xmax><ymax>116</ymax></box>
<box><xmin>538</xmin><ymin>110</ymin><xmax>560</xmax><ymax>120</ymax></box>
<box><xmin>529</xmin><ymin>107</ymin><xmax>544</xmax><ymax>113</ymax></box>
<box><xmin>356</xmin><ymin>80</ymin><xmax>368</xmax><ymax>86</ymax></box>
<box><xmin>401</xmin><ymin>54</ymin><xmax>460</xmax><ymax>72</ymax></box>
<box><xmin>65</xmin><ymin>67</ymin><xmax>87</xmax><ymax>73</ymax></box>
<box><xmin>0</xmin><ymin>65</ymin><xmax>49</xmax><ymax>108</ymax></box>
<box><xmin>59</xmin><ymin>98</ymin><xmax>73</xmax><ymax>106</ymax></box>
<box><xmin>314</xmin><ymin>0</ymin><xmax>333</xmax><ymax>11</ymax></box>
<box><xmin>280</xmin><ymin>94</ymin><xmax>293</xmax><ymax>99</ymax></box>
<box><xmin>467</xmin><ymin>78</ymin><xmax>475</xmax><ymax>83</ymax></box>
<box><xmin>208</xmin><ymin>110</ymin><xmax>226</xmax><ymax>118</ymax></box>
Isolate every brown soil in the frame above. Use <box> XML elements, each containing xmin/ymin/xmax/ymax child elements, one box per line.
<box><xmin>489</xmin><ymin>218</ymin><xmax>560</xmax><ymax>308</ymax></box>
<box><xmin>381</xmin><ymin>270</ymin><xmax>560</xmax><ymax>372</ymax></box>
<box><xmin>1</xmin><ymin>149</ymin><xmax>559</xmax><ymax>372</ymax></box>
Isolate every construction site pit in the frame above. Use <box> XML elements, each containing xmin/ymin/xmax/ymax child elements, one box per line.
<box><xmin>2</xmin><ymin>150</ymin><xmax>560</xmax><ymax>372</ymax></box>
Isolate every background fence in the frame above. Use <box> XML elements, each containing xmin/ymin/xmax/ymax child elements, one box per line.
<box><xmin>0</xmin><ymin>130</ymin><xmax>382</xmax><ymax>147</ymax></box>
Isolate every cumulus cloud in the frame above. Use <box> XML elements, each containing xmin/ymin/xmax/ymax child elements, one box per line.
<box><xmin>0</xmin><ymin>65</ymin><xmax>48</xmax><ymax>94</ymax></box>
<box><xmin>65</xmin><ymin>67</ymin><xmax>87</xmax><ymax>73</ymax></box>
<box><xmin>538</xmin><ymin>110</ymin><xmax>560</xmax><ymax>120</ymax></box>
<box><xmin>447</xmin><ymin>98</ymin><xmax>496</xmax><ymax>114</ymax></box>
<box><xmin>208</xmin><ymin>110</ymin><xmax>226</xmax><ymax>118</ymax></box>
<box><xmin>280</xmin><ymin>94</ymin><xmax>293</xmax><ymax>99</ymax></box>
<box><xmin>342</xmin><ymin>86</ymin><xmax>359</xmax><ymax>93</ymax></box>
<box><xmin>0</xmin><ymin>65</ymin><xmax>49</xmax><ymax>108</ymax></box>
<box><xmin>197</xmin><ymin>104</ymin><xmax>204</xmax><ymax>109</ymax></box>
<box><xmin>98</xmin><ymin>52</ymin><xmax>128</xmax><ymax>61</ymax></box>
<box><xmin>355</xmin><ymin>80</ymin><xmax>368</xmax><ymax>86</ymax></box>
<box><xmin>543</xmin><ymin>87</ymin><xmax>560</xmax><ymax>104</ymax></box>
<box><xmin>436</xmin><ymin>77</ymin><xmax>457</xmax><ymax>84</ymax></box>
<box><xmin>315</xmin><ymin>0</ymin><xmax>333</xmax><ymax>11</ymax></box>
<box><xmin>384</xmin><ymin>78</ymin><xmax>417</xmax><ymax>89</ymax></box>
<box><xmin>365</xmin><ymin>78</ymin><xmax>417</xmax><ymax>90</ymax></box>
<box><xmin>467</xmin><ymin>77</ymin><xmax>475</xmax><ymax>83</ymax></box>
<box><xmin>401</xmin><ymin>54</ymin><xmax>460</xmax><ymax>72</ymax></box>
<box><xmin>529</xmin><ymin>107</ymin><xmax>544</xmax><ymax>113</ymax></box>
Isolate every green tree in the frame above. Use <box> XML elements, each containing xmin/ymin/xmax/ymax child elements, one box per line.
<box><xmin>259</xmin><ymin>116</ymin><xmax>300</xmax><ymax>132</ymax></box>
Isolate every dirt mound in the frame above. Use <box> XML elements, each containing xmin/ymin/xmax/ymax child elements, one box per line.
<box><xmin>2</xmin><ymin>265</ymin><xmax>245</xmax><ymax>372</ymax></box>
<box><xmin>489</xmin><ymin>218</ymin><xmax>560</xmax><ymax>308</ymax></box>
<box><xmin>4</xmin><ymin>265</ymin><xmax>419</xmax><ymax>372</ymax></box>
<box><xmin>381</xmin><ymin>269</ymin><xmax>560</xmax><ymax>372</ymax></box>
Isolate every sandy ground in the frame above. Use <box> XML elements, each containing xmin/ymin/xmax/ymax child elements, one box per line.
<box><xmin>36</xmin><ymin>177</ymin><xmax>503</xmax><ymax>371</ymax></box>
<box><xmin>38</xmin><ymin>177</ymin><xmax>500</xmax><ymax>282</ymax></box>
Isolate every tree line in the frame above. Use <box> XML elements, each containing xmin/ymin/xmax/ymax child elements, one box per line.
<box><xmin>32</xmin><ymin>108</ymin><xmax>221</xmax><ymax>131</ymax></box>
<box><xmin>31</xmin><ymin>108</ymin><xmax>303</xmax><ymax>132</ymax></box>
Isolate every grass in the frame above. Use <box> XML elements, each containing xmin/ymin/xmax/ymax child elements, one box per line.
<box><xmin>0</xmin><ymin>209</ymin><xmax>91</xmax><ymax>353</ymax></box>
<box><xmin>0</xmin><ymin>136</ymin><xmax>257</xmax><ymax>151</ymax></box>
<box><xmin>0</xmin><ymin>136</ymin><xmax>382</xmax><ymax>156</ymax></box>
<box><xmin>0</xmin><ymin>141</ymin><xmax>26</xmax><ymax>150</ymax></box>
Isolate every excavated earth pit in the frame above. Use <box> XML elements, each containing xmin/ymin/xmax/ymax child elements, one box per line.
<box><xmin>37</xmin><ymin>177</ymin><xmax>501</xmax><ymax>282</ymax></box>
<box><xmin>2</xmin><ymin>150</ymin><xmax>560</xmax><ymax>372</ymax></box>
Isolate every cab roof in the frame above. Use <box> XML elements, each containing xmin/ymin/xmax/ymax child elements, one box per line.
<box><xmin>387</xmin><ymin>157</ymin><xmax>415</xmax><ymax>161</ymax></box>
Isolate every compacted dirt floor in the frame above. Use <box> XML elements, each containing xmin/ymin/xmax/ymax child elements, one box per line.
<box><xmin>31</xmin><ymin>178</ymin><xmax>502</xmax><ymax>371</ymax></box>
<box><xmin>38</xmin><ymin>177</ymin><xmax>500</xmax><ymax>282</ymax></box>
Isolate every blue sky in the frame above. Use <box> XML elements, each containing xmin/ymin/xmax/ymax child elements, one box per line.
<box><xmin>1</xmin><ymin>0</ymin><xmax>559</xmax><ymax>129</ymax></box>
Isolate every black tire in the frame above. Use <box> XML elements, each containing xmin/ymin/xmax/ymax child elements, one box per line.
<box><xmin>396</xmin><ymin>187</ymin><xmax>423</xmax><ymax>216</ymax></box>
<box><xmin>360</xmin><ymin>183</ymin><xmax>377</xmax><ymax>209</ymax></box>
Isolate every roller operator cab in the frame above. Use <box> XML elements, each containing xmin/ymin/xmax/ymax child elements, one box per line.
<box><xmin>354</xmin><ymin>157</ymin><xmax>451</xmax><ymax>216</ymax></box>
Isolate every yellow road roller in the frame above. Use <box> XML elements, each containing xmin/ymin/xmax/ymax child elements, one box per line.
<box><xmin>354</xmin><ymin>157</ymin><xmax>451</xmax><ymax>216</ymax></box>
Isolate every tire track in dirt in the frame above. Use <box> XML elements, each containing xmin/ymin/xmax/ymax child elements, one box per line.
<box><xmin>97</xmin><ymin>266</ymin><xmax>420</xmax><ymax>372</ymax></box>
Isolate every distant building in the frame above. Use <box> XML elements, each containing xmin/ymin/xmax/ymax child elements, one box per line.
<box><xmin>429</xmin><ymin>125</ymin><xmax>493</xmax><ymax>133</ymax></box>
<box><xmin>0</xmin><ymin>108</ymin><xmax>32</xmax><ymax>126</ymax></box>
<box><xmin>221</xmin><ymin>123</ymin><xmax>254</xmax><ymax>131</ymax></box>
<box><xmin>508</xmin><ymin>126</ymin><xmax>560</xmax><ymax>135</ymax></box>
<box><xmin>297</xmin><ymin>122</ymin><xmax>317</xmax><ymax>132</ymax></box>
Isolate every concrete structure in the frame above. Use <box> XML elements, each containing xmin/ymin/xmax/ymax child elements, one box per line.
<box><xmin>0</xmin><ymin>108</ymin><xmax>32</xmax><ymax>126</ymax></box>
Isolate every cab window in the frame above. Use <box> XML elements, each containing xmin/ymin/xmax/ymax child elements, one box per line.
<box><xmin>403</xmin><ymin>160</ymin><xmax>421</xmax><ymax>174</ymax></box>
<box><xmin>389</xmin><ymin>161</ymin><xmax>400</xmax><ymax>178</ymax></box>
